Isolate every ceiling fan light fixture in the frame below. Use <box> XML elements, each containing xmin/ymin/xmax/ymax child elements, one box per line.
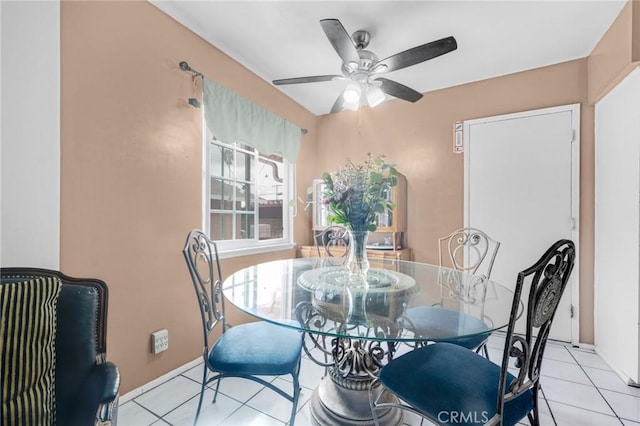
<box><xmin>366</xmin><ymin>85</ymin><xmax>385</xmax><ymax>107</ymax></box>
<box><xmin>343</xmin><ymin>83</ymin><xmax>361</xmax><ymax>103</ymax></box>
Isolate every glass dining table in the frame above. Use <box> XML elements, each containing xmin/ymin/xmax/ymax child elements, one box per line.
<box><xmin>222</xmin><ymin>257</ymin><xmax>517</xmax><ymax>426</ymax></box>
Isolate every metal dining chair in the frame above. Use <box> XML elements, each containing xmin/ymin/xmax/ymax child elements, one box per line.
<box><xmin>438</xmin><ymin>227</ymin><xmax>501</xmax><ymax>277</ymax></box>
<box><xmin>182</xmin><ymin>229</ymin><xmax>303</xmax><ymax>425</ymax></box>
<box><xmin>403</xmin><ymin>228</ymin><xmax>501</xmax><ymax>357</ymax></box>
<box><xmin>371</xmin><ymin>239</ymin><xmax>575</xmax><ymax>426</ymax></box>
<box><xmin>315</xmin><ymin>225</ymin><xmax>351</xmax><ymax>257</ymax></box>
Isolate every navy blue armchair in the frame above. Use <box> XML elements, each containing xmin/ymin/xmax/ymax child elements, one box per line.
<box><xmin>1</xmin><ymin>267</ymin><xmax>120</xmax><ymax>425</ymax></box>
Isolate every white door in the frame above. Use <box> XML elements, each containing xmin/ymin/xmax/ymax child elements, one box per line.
<box><xmin>464</xmin><ymin>104</ymin><xmax>580</xmax><ymax>343</ymax></box>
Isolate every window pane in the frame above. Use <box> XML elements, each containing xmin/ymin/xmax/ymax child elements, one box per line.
<box><xmin>210</xmin><ymin>212</ymin><xmax>233</xmax><ymax>240</ymax></box>
<box><xmin>257</xmin><ymin>155</ymin><xmax>284</xmax><ymax>241</ymax></box>
<box><xmin>376</xmin><ymin>188</ymin><xmax>393</xmax><ymax>227</ymax></box>
<box><xmin>222</xmin><ymin>179</ymin><xmax>236</xmax><ymax>209</ymax></box>
<box><xmin>210</xmin><ymin>178</ymin><xmax>222</xmax><ymax>210</ymax></box>
<box><xmin>235</xmin><ymin>150</ymin><xmax>254</xmax><ymax>181</ymax></box>
<box><xmin>210</xmin><ymin>178</ymin><xmax>236</xmax><ymax>211</ymax></box>
<box><xmin>236</xmin><ymin>214</ymin><xmax>254</xmax><ymax>239</ymax></box>
<box><xmin>259</xmin><ymin>211</ymin><xmax>283</xmax><ymax>240</ymax></box>
<box><xmin>210</xmin><ymin>143</ymin><xmax>234</xmax><ymax>178</ymax></box>
<box><xmin>237</xmin><ymin>183</ymin><xmax>255</xmax><ymax>211</ymax></box>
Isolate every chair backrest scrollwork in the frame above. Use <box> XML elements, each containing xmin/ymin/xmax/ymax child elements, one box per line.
<box><xmin>316</xmin><ymin>225</ymin><xmax>351</xmax><ymax>257</ymax></box>
<box><xmin>497</xmin><ymin>239</ymin><xmax>575</xmax><ymax>419</ymax></box>
<box><xmin>438</xmin><ymin>227</ymin><xmax>500</xmax><ymax>278</ymax></box>
<box><xmin>182</xmin><ymin>229</ymin><xmax>226</xmax><ymax>353</ymax></box>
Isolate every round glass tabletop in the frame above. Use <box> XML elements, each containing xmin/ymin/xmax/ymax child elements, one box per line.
<box><xmin>221</xmin><ymin>257</ymin><xmax>517</xmax><ymax>343</ymax></box>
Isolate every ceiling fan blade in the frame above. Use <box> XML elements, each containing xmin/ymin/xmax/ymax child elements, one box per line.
<box><xmin>320</xmin><ymin>19</ymin><xmax>360</xmax><ymax>65</ymax></box>
<box><xmin>377</xmin><ymin>36</ymin><xmax>457</xmax><ymax>73</ymax></box>
<box><xmin>330</xmin><ymin>90</ymin><xmax>346</xmax><ymax>114</ymax></box>
<box><xmin>272</xmin><ymin>75</ymin><xmax>343</xmax><ymax>85</ymax></box>
<box><xmin>376</xmin><ymin>78</ymin><xmax>423</xmax><ymax>102</ymax></box>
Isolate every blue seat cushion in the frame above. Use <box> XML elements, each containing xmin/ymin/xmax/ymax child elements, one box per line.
<box><xmin>209</xmin><ymin>321</ymin><xmax>302</xmax><ymax>376</ymax></box>
<box><xmin>379</xmin><ymin>342</ymin><xmax>533</xmax><ymax>426</ymax></box>
<box><xmin>405</xmin><ymin>306</ymin><xmax>489</xmax><ymax>349</ymax></box>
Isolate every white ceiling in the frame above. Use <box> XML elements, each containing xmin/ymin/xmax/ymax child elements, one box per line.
<box><xmin>151</xmin><ymin>0</ymin><xmax>627</xmax><ymax>116</ymax></box>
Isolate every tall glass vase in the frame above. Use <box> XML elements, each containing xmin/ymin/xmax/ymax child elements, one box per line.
<box><xmin>346</xmin><ymin>285</ymin><xmax>369</xmax><ymax>326</ymax></box>
<box><xmin>346</xmin><ymin>228</ymin><xmax>370</xmax><ymax>288</ymax></box>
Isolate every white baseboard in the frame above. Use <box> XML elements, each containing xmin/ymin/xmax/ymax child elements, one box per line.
<box><xmin>118</xmin><ymin>357</ymin><xmax>202</xmax><ymax>405</ymax></box>
<box><xmin>575</xmin><ymin>342</ymin><xmax>596</xmax><ymax>351</ymax></box>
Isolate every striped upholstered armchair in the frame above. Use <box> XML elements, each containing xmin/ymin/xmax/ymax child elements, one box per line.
<box><xmin>0</xmin><ymin>267</ymin><xmax>120</xmax><ymax>426</ymax></box>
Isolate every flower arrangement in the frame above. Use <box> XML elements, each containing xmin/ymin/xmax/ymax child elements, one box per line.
<box><xmin>321</xmin><ymin>153</ymin><xmax>399</xmax><ymax>233</ymax></box>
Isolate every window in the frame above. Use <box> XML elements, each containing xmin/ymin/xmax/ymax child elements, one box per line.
<box><xmin>206</xmin><ymin>138</ymin><xmax>294</xmax><ymax>255</ymax></box>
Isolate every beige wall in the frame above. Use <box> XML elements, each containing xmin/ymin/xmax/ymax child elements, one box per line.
<box><xmin>58</xmin><ymin>0</ymin><xmax>640</xmax><ymax>394</ymax></box>
<box><xmin>314</xmin><ymin>59</ymin><xmax>595</xmax><ymax>343</ymax></box>
<box><xmin>588</xmin><ymin>0</ymin><xmax>640</xmax><ymax>104</ymax></box>
<box><xmin>60</xmin><ymin>1</ymin><xmax>316</xmax><ymax>393</ymax></box>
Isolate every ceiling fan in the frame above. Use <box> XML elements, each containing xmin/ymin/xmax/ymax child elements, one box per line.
<box><xmin>272</xmin><ymin>19</ymin><xmax>457</xmax><ymax>114</ymax></box>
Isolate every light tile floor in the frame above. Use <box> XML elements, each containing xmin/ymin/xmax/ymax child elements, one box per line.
<box><xmin>118</xmin><ymin>333</ymin><xmax>640</xmax><ymax>425</ymax></box>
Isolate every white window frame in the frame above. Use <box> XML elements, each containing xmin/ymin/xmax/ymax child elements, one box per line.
<box><xmin>203</xmin><ymin>136</ymin><xmax>295</xmax><ymax>259</ymax></box>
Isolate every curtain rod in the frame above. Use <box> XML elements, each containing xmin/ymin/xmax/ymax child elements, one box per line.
<box><xmin>179</xmin><ymin>61</ymin><xmax>203</xmax><ymax>78</ymax></box>
<box><xmin>179</xmin><ymin>60</ymin><xmax>308</xmax><ymax>135</ymax></box>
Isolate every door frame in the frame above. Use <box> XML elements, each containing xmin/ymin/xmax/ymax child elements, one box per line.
<box><xmin>462</xmin><ymin>103</ymin><xmax>580</xmax><ymax>345</ymax></box>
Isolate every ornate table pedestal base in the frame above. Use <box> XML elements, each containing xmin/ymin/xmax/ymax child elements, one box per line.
<box><xmin>309</xmin><ymin>369</ymin><xmax>402</xmax><ymax>426</ymax></box>
<box><xmin>294</xmin><ymin>268</ymin><xmax>418</xmax><ymax>426</ymax></box>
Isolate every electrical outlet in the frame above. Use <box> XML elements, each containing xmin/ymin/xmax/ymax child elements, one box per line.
<box><xmin>151</xmin><ymin>329</ymin><xmax>169</xmax><ymax>354</ymax></box>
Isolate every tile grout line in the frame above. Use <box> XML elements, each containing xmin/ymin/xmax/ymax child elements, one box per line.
<box><xmin>174</xmin><ymin>372</ymin><xmax>290</xmax><ymax>425</ymax></box>
<box><xmin>179</xmin><ymin>372</ymin><xmax>267</xmax><ymax>406</ymax></box>
<box><xmin>157</xmin><ymin>374</ymin><xmax>247</xmax><ymax>426</ymax></box>
<box><xmin>131</xmin><ymin>370</ymin><xmax>239</xmax><ymax>426</ymax></box>
<box><xmin>522</xmin><ymin>340</ymin><xmax>624</xmax><ymax>424</ymax></box>
<box><xmin>564</xmin><ymin>345</ymin><xmax>625</xmax><ymax>425</ymax></box>
<box><xmin>538</xmin><ymin>386</ymin><xmax>558</xmax><ymax>426</ymax></box>
<box><xmin>128</xmin><ymin>400</ymin><xmax>164</xmax><ymax>426</ymax></box>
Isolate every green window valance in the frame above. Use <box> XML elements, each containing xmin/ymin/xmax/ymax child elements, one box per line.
<box><xmin>203</xmin><ymin>77</ymin><xmax>301</xmax><ymax>163</ymax></box>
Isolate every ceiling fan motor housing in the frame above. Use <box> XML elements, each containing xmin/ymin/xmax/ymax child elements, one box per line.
<box><xmin>357</xmin><ymin>50</ymin><xmax>377</xmax><ymax>70</ymax></box>
<box><xmin>342</xmin><ymin>49</ymin><xmax>378</xmax><ymax>79</ymax></box>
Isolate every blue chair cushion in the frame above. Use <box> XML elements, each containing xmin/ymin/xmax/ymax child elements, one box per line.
<box><xmin>209</xmin><ymin>321</ymin><xmax>302</xmax><ymax>376</ymax></box>
<box><xmin>405</xmin><ymin>306</ymin><xmax>489</xmax><ymax>349</ymax></box>
<box><xmin>379</xmin><ymin>342</ymin><xmax>533</xmax><ymax>426</ymax></box>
